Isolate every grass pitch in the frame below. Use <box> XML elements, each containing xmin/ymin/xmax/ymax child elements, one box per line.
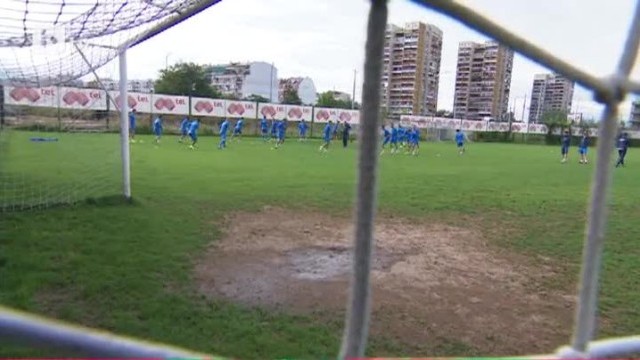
<box><xmin>1</xmin><ymin>131</ymin><xmax>639</xmax><ymax>357</ymax></box>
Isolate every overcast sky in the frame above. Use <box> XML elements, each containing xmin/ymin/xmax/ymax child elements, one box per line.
<box><xmin>93</xmin><ymin>0</ymin><xmax>639</xmax><ymax>122</ymax></box>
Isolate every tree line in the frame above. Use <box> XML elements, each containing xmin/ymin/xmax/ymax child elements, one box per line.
<box><xmin>151</xmin><ymin>62</ymin><xmax>359</xmax><ymax>109</ymax></box>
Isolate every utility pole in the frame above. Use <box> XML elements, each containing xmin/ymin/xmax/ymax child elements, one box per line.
<box><xmin>165</xmin><ymin>52</ymin><xmax>171</xmax><ymax>70</ymax></box>
<box><xmin>269</xmin><ymin>62</ymin><xmax>274</xmax><ymax>103</ymax></box>
<box><xmin>0</xmin><ymin>85</ymin><xmax>4</xmax><ymax>129</ymax></box>
<box><xmin>188</xmin><ymin>82</ymin><xmax>195</xmax><ymax>118</ymax></box>
<box><xmin>521</xmin><ymin>93</ymin><xmax>527</xmax><ymax>122</ymax></box>
<box><xmin>352</xmin><ymin>69</ymin><xmax>356</xmax><ymax>109</ymax></box>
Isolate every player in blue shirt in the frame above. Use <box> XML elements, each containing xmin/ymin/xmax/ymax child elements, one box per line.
<box><xmin>380</xmin><ymin>125</ymin><xmax>391</xmax><ymax>155</ymax></box>
<box><xmin>409</xmin><ymin>126</ymin><xmax>420</xmax><ymax>156</ymax></box>
<box><xmin>319</xmin><ymin>121</ymin><xmax>333</xmax><ymax>152</ymax></box>
<box><xmin>455</xmin><ymin>129</ymin><xmax>466</xmax><ymax>155</ymax></box>
<box><xmin>298</xmin><ymin>120</ymin><xmax>308</xmax><ymax>141</ymax></box>
<box><xmin>218</xmin><ymin>118</ymin><xmax>230</xmax><ymax>150</ymax></box>
<box><xmin>273</xmin><ymin>120</ymin><xmax>287</xmax><ymax>149</ymax></box>
<box><xmin>270</xmin><ymin>119</ymin><xmax>278</xmax><ymax>142</ymax></box>
<box><xmin>260</xmin><ymin>116</ymin><xmax>269</xmax><ymax>141</ymax></box>
<box><xmin>187</xmin><ymin>119</ymin><xmax>200</xmax><ymax>149</ymax></box>
<box><xmin>615</xmin><ymin>132</ymin><xmax>630</xmax><ymax>168</ymax></box>
<box><xmin>390</xmin><ymin>124</ymin><xmax>399</xmax><ymax>154</ymax></box>
<box><xmin>398</xmin><ymin>126</ymin><xmax>406</xmax><ymax>148</ymax></box>
<box><xmin>281</xmin><ymin>119</ymin><xmax>289</xmax><ymax>143</ymax></box>
<box><xmin>560</xmin><ymin>129</ymin><xmax>571</xmax><ymax>163</ymax></box>
<box><xmin>231</xmin><ymin>117</ymin><xmax>244</xmax><ymax>140</ymax></box>
<box><xmin>578</xmin><ymin>132</ymin><xmax>590</xmax><ymax>164</ymax></box>
<box><xmin>179</xmin><ymin>117</ymin><xmax>190</xmax><ymax>143</ymax></box>
<box><xmin>342</xmin><ymin>122</ymin><xmax>352</xmax><ymax>148</ymax></box>
<box><xmin>152</xmin><ymin>116</ymin><xmax>163</xmax><ymax>144</ymax></box>
<box><xmin>128</xmin><ymin>110</ymin><xmax>137</xmax><ymax>143</ymax></box>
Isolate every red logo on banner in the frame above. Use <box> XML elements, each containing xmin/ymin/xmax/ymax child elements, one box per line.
<box><xmin>9</xmin><ymin>87</ymin><xmax>41</xmax><ymax>102</ymax></box>
<box><xmin>316</xmin><ymin>109</ymin><xmax>330</xmax><ymax>120</ymax></box>
<box><xmin>261</xmin><ymin>105</ymin><xmax>277</xmax><ymax>118</ymax></box>
<box><xmin>62</xmin><ymin>91</ymin><xmax>91</xmax><ymax>106</ymax></box>
<box><xmin>338</xmin><ymin>112</ymin><xmax>352</xmax><ymax>122</ymax></box>
<box><xmin>228</xmin><ymin>102</ymin><xmax>245</xmax><ymax>115</ymax></box>
<box><xmin>194</xmin><ymin>100</ymin><xmax>213</xmax><ymax>113</ymax></box>
<box><xmin>155</xmin><ymin>97</ymin><xmax>176</xmax><ymax>111</ymax></box>
<box><xmin>287</xmin><ymin>107</ymin><xmax>303</xmax><ymax>119</ymax></box>
<box><xmin>115</xmin><ymin>95</ymin><xmax>137</xmax><ymax>109</ymax></box>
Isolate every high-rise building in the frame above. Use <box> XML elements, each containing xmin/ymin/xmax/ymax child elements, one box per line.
<box><xmin>209</xmin><ymin>62</ymin><xmax>278</xmax><ymax>101</ymax></box>
<box><xmin>629</xmin><ymin>96</ymin><xmax>640</xmax><ymax>129</ymax></box>
<box><xmin>278</xmin><ymin>77</ymin><xmax>317</xmax><ymax>105</ymax></box>
<box><xmin>528</xmin><ymin>73</ymin><xmax>574</xmax><ymax>123</ymax></box>
<box><xmin>453</xmin><ymin>40</ymin><xmax>513</xmax><ymax>121</ymax></box>
<box><xmin>381</xmin><ymin>22</ymin><xmax>443</xmax><ymax>118</ymax></box>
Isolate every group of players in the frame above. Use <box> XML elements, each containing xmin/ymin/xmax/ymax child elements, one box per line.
<box><xmin>127</xmin><ymin>109</ymin><xmax>471</xmax><ymax>156</ymax></box>
<box><xmin>129</xmin><ymin>109</ymin><xmax>364</xmax><ymax>152</ymax></box>
<box><xmin>129</xmin><ymin>110</ymin><xmax>632</xmax><ymax>167</ymax></box>
<box><xmin>559</xmin><ymin>129</ymin><xmax>630</xmax><ymax>167</ymax></box>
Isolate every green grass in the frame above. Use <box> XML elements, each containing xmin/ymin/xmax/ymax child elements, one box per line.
<box><xmin>1</xmin><ymin>130</ymin><xmax>639</xmax><ymax>358</ymax></box>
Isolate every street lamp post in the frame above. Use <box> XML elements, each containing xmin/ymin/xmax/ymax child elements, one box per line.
<box><xmin>150</xmin><ymin>87</ymin><xmax>154</xmax><ymax>126</ymax></box>
<box><xmin>352</xmin><ymin>69</ymin><xmax>356</xmax><ymax>110</ymax></box>
<box><xmin>165</xmin><ymin>53</ymin><xmax>172</xmax><ymax>70</ymax></box>
<box><xmin>188</xmin><ymin>82</ymin><xmax>195</xmax><ymax>118</ymax></box>
<box><xmin>269</xmin><ymin>63</ymin><xmax>274</xmax><ymax>103</ymax></box>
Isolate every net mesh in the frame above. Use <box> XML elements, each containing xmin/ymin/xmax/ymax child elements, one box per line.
<box><xmin>0</xmin><ymin>0</ymin><xmax>215</xmax><ymax>87</ymax></box>
<box><xmin>0</xmin><ymin>0</ymin><xmax>221</xmax><ymax>211</ymax></box>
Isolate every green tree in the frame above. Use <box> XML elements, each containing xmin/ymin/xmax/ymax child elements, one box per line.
<box><xmin>317</xmin><ymin>91</ymin><xmax>339</xmax><ymax>108</ymax></box>
<box><xmin>155</xmin><ymin>62</ymin><xmax>221</xmax><ymax>98</ymax></box>
<box><xmin>85</xmin><ymin>80</ymin><xmax>102</xmax><ymax>89</ymax></box>
<box><xmin>436</xmin><ymin>109</ymin><xmax>454</xmax><ymax>118</ymax></box>
<box><xmin>316</xmin><ymin>91</ymin><xmax>355</xmax><ymax>109</ymax></box>
<box><xmin>577</xmin><ymin>118</ymin><xmax>598</xmax><ymax>135</ymax></box>
<box><xmin>244</xmin><ymin>94</ymin><xmax>270</xmax><ymax>103</ymax></box>
<box><xmin>541</xmin><ymin>110</ymin><xmax>569</xmax><ymax>143</ymax></box>
<box><xmin>281</xmin><ymin>85</ymin><xmax>302</xmax><ymax>105</ymax></box>
<box><xmin>222</xmin><ymin>93</ymin><xmax>239</xmax><ymax>100</ymax></box>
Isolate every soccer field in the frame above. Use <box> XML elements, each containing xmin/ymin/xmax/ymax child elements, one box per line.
<box><xmin>1</xmin><ymin>131</ymin><xmax>639</xmax><ymax>358</ymax></box>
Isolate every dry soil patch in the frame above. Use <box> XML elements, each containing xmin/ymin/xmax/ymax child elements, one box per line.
<box><xmin>194</xmin><ymin>206</ymin><xmax>573</xmax><ymax>355</ymax></box>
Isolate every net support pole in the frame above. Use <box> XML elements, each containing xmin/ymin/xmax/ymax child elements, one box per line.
<box><xmin>569</xmin><ymin>0</ymin><xmax>640</xmax><ymax>354</ymax></box>
<box><xmin>118</xmin><ymin>50</ymin><xmax>132</xmax><ymax>200</ymax></box>
<box><xmin>339</xmin><ymin>0</ymin><xmax>387</xmax><ymax>358</ymax></box>
<box><xmin>0</xmin><ymin>85</ymin><xmax>4</xmax><ymax>129</ymax></box>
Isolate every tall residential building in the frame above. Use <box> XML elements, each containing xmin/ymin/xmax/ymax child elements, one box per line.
<box><xmin>278</xmin><ymin>77</ymin><xmax>317</xmax><ymax>105</ymax></box>
<box><xmin>629</xmin><ymin>96</ymin><xmax>640</xmax><ymax>129</ymax></box>
<box><xmin>381</xmin><ymin>22</ymin><xmax>443</xmax><ymax>118</ymax></box>
<box><xmin>209</xmin><ymin>62</ymin><xmax>278</xmax><ymax>101</ymax></box>
<box><xmin>453</xmin><ymin>40</ymin><xmax>514</xmax><ymax>121</ymax></box>
<box><xmin>528</xmin><ymin>73</ymin><xmax>575</xmax><ymax>123</ymax></box>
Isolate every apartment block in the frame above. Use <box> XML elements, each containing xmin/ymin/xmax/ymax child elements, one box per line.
<box><xmin>209</xmin><ymin>62</ymin><xmax>278</xmax><ymax>101</ymax></box>
<box><xmin>381</xmin><ymin>22</ymin><xmax>443</xmax><ymax>118</ymax></box>
<box><xmin>629</xmin><ymin>96</ymin><xmax>640</xmax><ymax>129</ymax></box>
<box><xmin>278</xmin><ymin>77</ymin><xmax>317</xmax><ymax>105</ymax></box>
<box><xmin>453</xmin><ymin>40</ymin><xmax>513</xmax><ymax>121</ymax></box>
<box><xmin>528</xmin><ymin>73</ymin><xmax>575</xmax><ymax>123</ymax></box>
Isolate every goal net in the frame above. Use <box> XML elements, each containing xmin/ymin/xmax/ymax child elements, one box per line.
<box><xmin>0</xmin><ymin>0</ymin><xmax>222</xmax><ymax>212</ymax></box>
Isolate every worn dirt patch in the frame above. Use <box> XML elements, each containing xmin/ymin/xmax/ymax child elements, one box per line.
<box><xmin>194</xmin><ymin>206</ymin><xmax>573</xmax><ymax>355</ymax></box>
